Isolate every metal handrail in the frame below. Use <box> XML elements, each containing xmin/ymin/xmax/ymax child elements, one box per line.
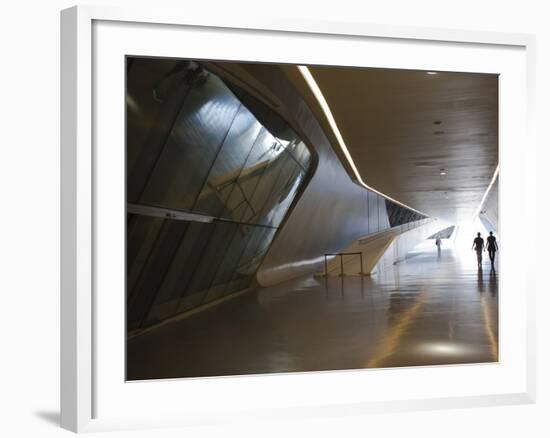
<box><xmin>324</xmin><ymin>252</ymin><xmax>364</xmax><ymax>277</ymax></box>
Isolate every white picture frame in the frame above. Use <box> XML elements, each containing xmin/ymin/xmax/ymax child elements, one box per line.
<box><xmin>60</xmin><ymin>4</ymin><xmax>536</xmax><ymax>433</ymax></box>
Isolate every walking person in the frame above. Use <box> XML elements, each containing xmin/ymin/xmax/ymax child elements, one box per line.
<box><xmin>435</xmin><ymin>237</ymin><xmax>442</xmax><ymax>256</ymax></box>
<box><xmin>472</xmin><ymin>232</ymin><xmax>484</xmax><ymax>268</ymax></box>
<box><xmin>486</xmin><ymin>231</ymin><xmax>498</xmax><ymax>270</ymax></box>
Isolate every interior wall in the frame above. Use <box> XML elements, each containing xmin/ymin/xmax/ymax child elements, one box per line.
<box><xmin>321</xmin><ymin>219</ymin><xmax>442</xmax><ymax>276</ymax></box>
<box><xmin>125</xmin><ymin>59</ymin><xmax>313</xmax><ymax>329</ymax></box>
<box><xmin>370</xmin><ymin>220</ymin><xmax>445</xmax><ymax>273</ymax></box>
<box><xmin>230</xmin><ymin>64</ymin><xmax>426</xmax><ymax>286</ymax></box>
<box><xmin>479</xmin><ymin>175</ymin><xmax>499</xmax><ymax>234</ymax></box>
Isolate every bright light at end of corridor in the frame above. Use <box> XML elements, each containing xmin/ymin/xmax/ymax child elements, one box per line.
<box><xmin>297</xmin><ymin>65</ymin><xmax>427</xmax><ymax>217</ymax></box>
<box><xmin>453</xmin><ymin>218</ymin><xmax>491</xmax><ymax>264</ymax></box>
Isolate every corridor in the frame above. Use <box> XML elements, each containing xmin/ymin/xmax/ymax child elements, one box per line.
<box><xmin>127</xmin><ymin>239</ymin><xmax>498</xmax><ymax>380</ymax></box>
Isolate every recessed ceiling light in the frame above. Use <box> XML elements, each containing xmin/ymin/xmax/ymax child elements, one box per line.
<box><xmin>433</xmin><ymin>120</ymin><xmax>442</xmax><ymax>125</ymax></box>
<box><xmin>297</xmin><ymin>65</ymin><xmax>428</xmax><ymax>217</ymax></box>
<box><xmin>440</xmin><ymin>169</ymin><xmax>446</xmax><ymax>175</ymax></box>
<box><xmin>427</xmin><ymin>71</ymin><xmax>438</xmax><ymax>75</ymax></box>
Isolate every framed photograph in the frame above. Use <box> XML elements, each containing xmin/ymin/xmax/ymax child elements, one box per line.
<box><xmin>61</xmin><ymin>4</ymin><xmax>536</xmax><ymax>433</ymax></box>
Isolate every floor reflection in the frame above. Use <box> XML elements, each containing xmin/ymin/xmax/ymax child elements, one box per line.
<box><xmin>127</xmin><ymin>243</ymin><xmax>499</xmax><ymax>380</ymax></box>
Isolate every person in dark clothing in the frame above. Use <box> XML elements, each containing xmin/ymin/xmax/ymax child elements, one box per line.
<box><xmin>486</xmin><ymin>231</ymin><xmax>498</xmax><ymax>270</ymax></box>
<box><xmin>472</xmin><ymin>232</ymin><xmax>484</xmax><ymax>268</ymax></box>
<box><xmin>435</xmin><ymin>237</ymin><xmax>442</xmax><ymax>256</ymax></box>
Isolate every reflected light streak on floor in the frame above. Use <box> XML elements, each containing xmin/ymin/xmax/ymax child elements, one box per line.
<box><xmin>127</xmin><ymin>238</ymin><xmax>499</xmax><ymax>380</ymax></box>
<box><xmin>366</xmin><ymin>290</ymin><xmax>426</xmax><ymax>368</ymax></box>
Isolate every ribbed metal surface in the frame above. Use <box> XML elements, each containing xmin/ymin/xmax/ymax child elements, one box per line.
<box><xmin>212</xmin><ymin>63</ymin><xmax>428</xmax><ymax>286</ymax></box>
<box><xmin>126</xmin><ymin>58</ymin><xmax>312</xmax><ymax>330</ymax></box>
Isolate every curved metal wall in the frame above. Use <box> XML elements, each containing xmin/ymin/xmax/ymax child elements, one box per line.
<box><xmin>125</xmin><ymin>58</ymin><xmax>432</xmax><ymax>329</ymax></box>
<box><xmin>234</xmin><ymin>65</ymin><xmax>428</xmax><ymax>286</ymax></box>
<box><xmin>126</xmin><ymin>58</ymin><xmax>312</xmax><ymax>330</ymax></box>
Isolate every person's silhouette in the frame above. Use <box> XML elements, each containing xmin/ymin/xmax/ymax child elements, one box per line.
<box><xmin>486</xmin><ymin>231</ymin><xmax>498</xmax><ymax>270</ymax></box>
<box><xmin>472</xmin><ymin>232</ymin><xmax>484</xmax><ymax>268</ymax></box>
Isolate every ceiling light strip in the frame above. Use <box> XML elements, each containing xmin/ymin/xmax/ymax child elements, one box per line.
<box><xmin>473</xmin><ymin>164</ymin><xmax>499</xmax><ymax>219</ymax></box>
<box><xmin>297</xmin><ymin>65</ymin><xmax>428</xmax><ymax>217</ymax></box>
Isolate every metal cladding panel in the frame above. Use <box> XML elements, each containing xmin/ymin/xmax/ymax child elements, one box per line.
<box><xmin>246</xmin><ymin>65</ymin><xmax>380</xmax><ymax>285</ymax></box>
<box><xmin>367</xmin><ymin>190</ymin><xmax>380</xmax><ymax>234</ymax></box>
<box><xmin>378</xmin><ymin>196</ymin><xmax>391</xmax><ymax>231</ymax></box>
<box><xmin>126</xmin><ymin>60</ymin><xmax>313</xmax><ymax>328</ymax></box>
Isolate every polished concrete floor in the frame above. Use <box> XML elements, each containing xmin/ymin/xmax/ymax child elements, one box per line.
<box><xmin>127</xmin><ymin>241</ymin><xmax>498</xmax><ymax>380</ymax></box>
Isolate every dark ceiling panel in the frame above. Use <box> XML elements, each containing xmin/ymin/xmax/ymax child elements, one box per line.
<box><xmin>307</xmin><ymin>66</ymin><xmax>498</xmax><ymax>223</ymax></box>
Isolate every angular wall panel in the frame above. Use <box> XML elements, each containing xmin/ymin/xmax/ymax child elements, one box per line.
<box><xmin>126</xmin><ymin>59</ymin><xmax>312</xmax><ymax>330</ymax></box>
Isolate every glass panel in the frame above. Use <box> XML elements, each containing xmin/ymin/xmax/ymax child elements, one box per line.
<box><xmin>286</xmin><ymin>140</ymin><xmax>312</xmax><ymax>171</ymax></box>
<box><xmin>127</xmin><ymin>59</ymin><xmax>200</xmax><ymax>203</ymax></box>
<box><xmin>235</xmin><ymin>226</ymin><xmax>278</xmax><ymax>279</ymax></box>
<box><xmin>126</xmin><ymin>214</ymin><xmax>164</xmax><ymax>298</ymax></box>
<box><xmin>178</xmin><ymin>221</ymin><xmax>239</xmax><ymax>305</ymax></box>
<box><xmin>378</xmin><ymin>196</ymin><xmax>390</xmax><ymax>231</ymax></box>
<box><xmin>193</xmin><ymin>105</ymin><xmax>263</xmax><ymax>217</ymax></box>
<box><xmin>215</xmin><ymin>225</ymin><xmax>278</xmax><ymax>300</ymax></box>
<box><xmin>364</xmin><ymin>191</ymin><xmax>370</xmax><ymax>232</ymax></box>
<box><xmin>139</xmin><ymin>73</ymin><xmax>242</xmax><ymax>210</ymax></box>
<box><xmin>201</xmin><ymin>222</ymin><xmax>257</xmax><ymax>302</ymax></box>
<box><xmin>127</xmin><ymin>219</ymin><xmax>190</xmax><ymax>330</ymax></box>
<box><xmin>221</xmin><ymin>127</ymin><xmax>279</xmax><ymax>222</ymax></box>
<box><xmin>144</xmin><ymin>221</ymin><xmax>213</xmax><ymax>324</ymax></box>
<box><xmin>260</xmin><ymin>163</ymin><xmax>305</xmax><ymax>228</ymax></box>
<box><xmin>126</xmin><ymin>59</ymin><xmax>313</xmax><ymax>328</ymax></box>
<box><xmin>242</xmin><ymin>144</ymin><xmax>293</xmax><ymax>224</ymax></box>
<box><xmin>368</xmin><ymin>190</ymin><xmax>379</xmax><ymax>234</ymax></box>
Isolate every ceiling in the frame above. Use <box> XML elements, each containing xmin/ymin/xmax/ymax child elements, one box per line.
<box><xmin>210</xmin><ymin>62</ymin><xmax>498</xmax><ymax>224</ymax></box>
<box><xmin>302</xmin><ymin>66</ymin><xmax>499</xmax><ymax>224</ymax></box>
